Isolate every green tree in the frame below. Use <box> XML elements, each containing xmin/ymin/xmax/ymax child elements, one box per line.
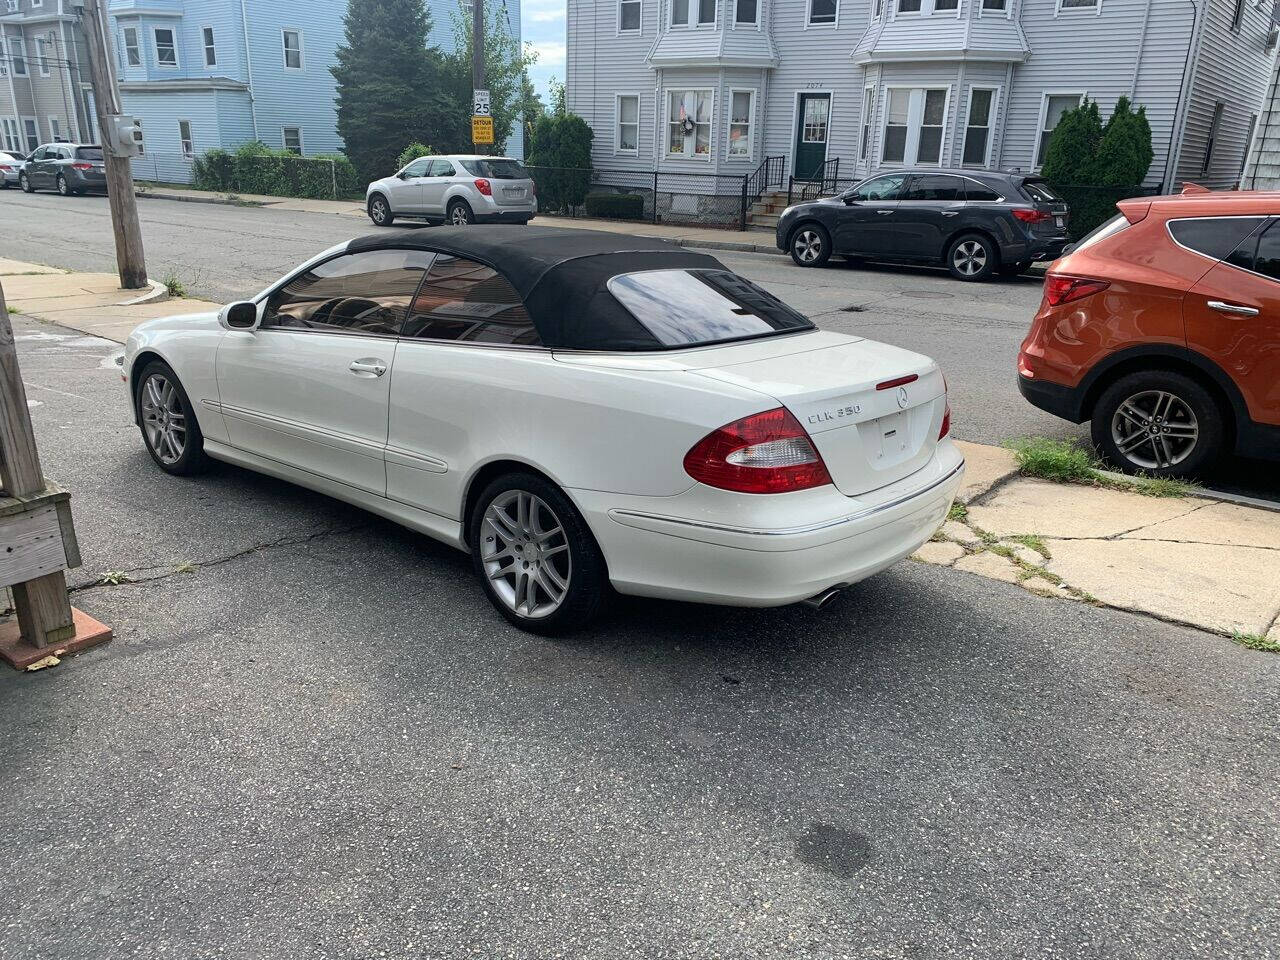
<box><xmin>1041</xmin><ymin>98</ymin><xmax>1104</xmax><ymax>185</ymax></box>
<box><xmin>396</xmin><ymin>142</ymin><xmax>435</xmax><ymax>169</ymax></box>
<box><xmin>1090</xmin><ymin>96</ymin><xmax>1154</xmax><ymax>186</ymax></box>
<box><xmin>519</xmin><ymin>70</ymin><xmax>546</xmax><ymax>151</ymax></box>
<box><xmin>331</xmin><ymin>0</ymin><xmax>454</xmax><ymax>182</ymax></box>
<box><xmin>526</xmin><ymin>112</ymin><xmax>593</xmax><ymax>211</ymax></box>
<box><xmin>443</xmin><ymin>4</ymin><xmax>538</xmax><ymax>153</ymax></box>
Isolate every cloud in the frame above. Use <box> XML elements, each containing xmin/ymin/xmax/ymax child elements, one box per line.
<box><xmin>528</xmin><ymin>39</ymin><xmax>566</xmax><ymax>68</ymax></box>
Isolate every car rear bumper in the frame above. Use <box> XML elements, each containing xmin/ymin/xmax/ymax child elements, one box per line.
<box><xmin>572</xmin><ymin>442</ymin><xmax>964</xmax><ymax>607</ymax></box>
<box><xmin>475</xmin><ymin>209</ymin><xmax>534</xmax><ymax>224</ymax></box>
<box><xmin>1017</xmin><ymin>371</ymin><xmax>1086</xmax><ymax>422</ymax></box>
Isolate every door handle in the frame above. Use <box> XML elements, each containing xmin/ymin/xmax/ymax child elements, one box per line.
<box><xmin>941</xmin><ymin>210</ymin><xmax>959</xmax><ymax>217</ymax></box>
<box><xmin>876</xmin><ymin>209</ymin><xmax>894</xmax><ymax>215</ymax></box>
<box><xmin>1207</xmin><ymin>300</ymin><xmax>1259</xmax><ymax>317</ymax></box>
<box><xmin>349</xmin><ymin>359</ymin><xmax>388</xmax><ymax>377</ymax></box>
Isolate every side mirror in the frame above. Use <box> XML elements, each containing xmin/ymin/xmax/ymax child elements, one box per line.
<box><xmin>219</xmin><ymin>301</ymin><xmax>259</xmax><ymax>331</ymax></box>
<box><xmin>842</xmin><ymin>195</ymin><xmax>859</xmax><ymax>205</ymax></box>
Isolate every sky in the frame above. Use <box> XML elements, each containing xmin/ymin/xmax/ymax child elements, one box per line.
<box><xmin>519</xmin><ymin>0</ymin><xmax>567</xmax><ymax>104</ymax></box>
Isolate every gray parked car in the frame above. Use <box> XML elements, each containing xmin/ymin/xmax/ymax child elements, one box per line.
<box><xmin>365</xmin><ymin>154</ymin><xmax>536</xmax><ymax>227</ymax></box>
<box><xmin>19</xmin><ymin>143</ymin><xmax>107</xmax><ymax>196</ymax></box>
<box><xmin>776</xmin><ymin>169</ymin><xmax>1071</xmax><ymax>280</ymax></box>
<box><xmin>0</xmin><ymin>150</ymin><xmax>24</xmax><ymax>188</ymax></box>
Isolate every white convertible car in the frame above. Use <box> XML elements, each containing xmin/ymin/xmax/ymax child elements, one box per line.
<box><xmin>123</xmin><ymin>227</ymin><xmax>964</xmax><ymax>634</ymax></box>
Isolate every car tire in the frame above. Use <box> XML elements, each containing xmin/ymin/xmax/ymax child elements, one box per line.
<box><xmin>134</xmin><ymin>360</ymin><xmax>211</xmax><ymax>476</ymax></box>
<box><xmin>448</xmin><ymin>200</ymin><xmax>474</xmax><ymax>226</ymax></box>
<box><xmin>789</xmin><ymin>223</ymin><xmax>831</xmax><ymax>267</ymax></box>
<box><xmin>1091</xmin><ymin>370</ymin><xmax>1226</xmax><ymax>479</ymax></box>
<box><xmin>56</xmin><ymin>174</ymin><xmax>71</xmax><ymax>197</ymax></box>
<box><xmin>947</xmin><ymin>233</ymin><xmax>997</xmax><ymax>281</ymax></box>
<box><xmin>469</xmin><ymin>471</ymin><xmax>609</xmax><ymax>636</ymax></box>
<box><xmin>19</xmin><ymin>172</ymin><xmax>33</xmax><ymax>193</ymax></box>
<box><xmin>367</xmin><ymin>193</ymin><xmax>395</xmax><ymax>227</ymax></box>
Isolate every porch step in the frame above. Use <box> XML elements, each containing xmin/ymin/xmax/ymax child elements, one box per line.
<box><xmin>748</xmin><ymin>212</ymin><xmax>780</xmax><ymax>230</ymax></box>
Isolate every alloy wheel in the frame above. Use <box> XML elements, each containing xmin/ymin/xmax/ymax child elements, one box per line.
<box><xmin>794</xmin><ymin>229</ymin><xmax>823</xmax><ymax>263</ymax></box>
<box><xmin>450</xmin><ymin>204</ymin><xmax>472</xmax><ymax>225</ymax></box>
<box><xmin>1110</xmin><ymin>390</ymin><xmax>1199</xmax><ymax>470</ymax></box>
<box><xmin>370</xmin><ymin>197</ymin><xmax>388</xmax><ymax>224</ymax></box>
<box><xmin>139</xmin><ymin>373</ymin><xmax>187</xmax><ymax>465</ymax></box>
<box><xmin>952</xmin><ymin>240</ymin><xmax>988</xmax><ymax>277</ymax></box>
<box><xmin>480</xmin><ymin>490</ymin><xmax>572</xmax><ymax>619</ymax></box>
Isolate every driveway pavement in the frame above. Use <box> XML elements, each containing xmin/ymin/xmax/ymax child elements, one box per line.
<box><xmin>2</xmin><ymin>320</ymin><xmax>1279</xmax><ymax>958</ymax></box>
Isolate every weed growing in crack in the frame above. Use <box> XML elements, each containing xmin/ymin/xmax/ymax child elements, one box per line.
<box><xmin>161</xmin><ymin>272</ymin><xmax>187</xmax><ymax>298</ymax></box>
<box><xmin>100</xmin><ymin>570</ymin><xmax>132</xmax><ymax>585</ymax></box>
<box><xmin>1005</xmin><ymin>436</ymin><xmax>1194</xmax><ymax>498</ymax></box>
<box><xmin>947</xmin><ymin>502</ymin><xmax>968</xmax><ymax>522</ymax></box>
<box><xmin>1008</xmin><ymin>533</ymin><xmax>1051</xmax><ymax>559</ymax></box>
<box><xmin>1230</xmin><ymin>630</ymin><xmax>1280</xmax><ymax>653</ymax></box>
<box><xmin>174</xmin><ymin>562</ymin><xmax>198</xmax><ymax>574</ymax></box>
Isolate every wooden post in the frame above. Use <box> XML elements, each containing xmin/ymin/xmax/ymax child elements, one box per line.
<box><xmin>0</xmin><ymin>281</ymin><xmax>76</xmax><ymax>649</ymax></box>
<box><xmin>78</xmin><ymin>0</ymin><xmax>148</xmax><ymax>290</ymax></box>
<box><xmin>472</xmin><ymin>0</ymin><xmax>485</xmax><ymax>155</ymax></box>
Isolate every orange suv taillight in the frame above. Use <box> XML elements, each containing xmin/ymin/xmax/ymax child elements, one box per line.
<box><xmin>1044</xmin><ymin>274</ymin><xmax>1110</xmax><ymax>307</ymax></box>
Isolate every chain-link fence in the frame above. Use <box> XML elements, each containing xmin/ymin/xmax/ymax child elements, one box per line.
<box><xmin>527</xmin><ymin>165</ymin><xmax>756</xmax><ymax>230</ymax></box>
<box><xmin>130</xmin><ymin>151</ymin><xmax>362</xmax><ymax>200</ymax></box>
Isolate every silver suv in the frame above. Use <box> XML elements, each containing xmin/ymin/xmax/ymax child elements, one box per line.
<box><xmin>366</xmin><ymin>154</ymin><xmax>536</xmax><ymax>227</ymax></box>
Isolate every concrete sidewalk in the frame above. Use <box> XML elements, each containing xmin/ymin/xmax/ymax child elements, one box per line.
<box><xmin>135</xmin><ymin>183</ymin><xmax>790</xmax><ymax>256</ymax></box>
<box><xmin>4</xmin><ymin>256</ymin><xmax>1274</xmax><ymax>649</ymax></box>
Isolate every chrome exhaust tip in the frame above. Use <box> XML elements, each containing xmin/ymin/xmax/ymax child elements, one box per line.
<box><xmin>802</xmin><ymin>585</ymin><xmax>848</xmax><ymax>610</ymax></box>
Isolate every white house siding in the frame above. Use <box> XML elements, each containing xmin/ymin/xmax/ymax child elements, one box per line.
<box><xmin>1176</xmin><ymin>0</ymin><xmax>1277</xmax><ymax>189</ymax></box>
<box><xmin>567</xmin><ymin>0</ymin><xmax>1278</xmax><ymax>202</ymax></box>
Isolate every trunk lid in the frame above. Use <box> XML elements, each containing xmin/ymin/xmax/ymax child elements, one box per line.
<box><xmin>689</xmin><ymin>338</ymin><xmax>945</xmax><ymax>497</ymax></box>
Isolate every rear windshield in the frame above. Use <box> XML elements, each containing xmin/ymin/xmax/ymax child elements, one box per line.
<box><xmin>1022</xmin><ymin>180</ymin><xmax>1064</xmax><ymax>204</ymax></box>
<box><xmin>1073</xmin><ymin>214</ymin><xmax>1131</xmax><ymax>252</ymax></box>
<box><xmin>608</xmin><ymin>269</ymin><xmax>814</xmax><ymax>348</ymax></box>
<box><xmin>460</xmin><ymin>158</ymin><xmax>528</xmax><ymax>179</ymax></box>
<box><xmin>75</xmin><ymin>147</ymin><xmax>103</xmax><ymax>161</ymax></box>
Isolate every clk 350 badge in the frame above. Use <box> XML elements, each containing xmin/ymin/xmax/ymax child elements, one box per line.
<box><xmin>808</xmin><ymin>403</ymin><xmax>862</xmax><ymax>425</ymax></box>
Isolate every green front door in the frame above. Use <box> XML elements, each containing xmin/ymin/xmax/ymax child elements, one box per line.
<box><xmin>794</xmin><ymin>94</ymin><xmax>831</xmax><ymax>180</ymax></box>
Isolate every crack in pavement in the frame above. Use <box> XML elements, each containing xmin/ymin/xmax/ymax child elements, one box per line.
<box><xmin>68</xmin><ymin>523</ymin><xmax>366</xmax><ymax>594</ymax></box>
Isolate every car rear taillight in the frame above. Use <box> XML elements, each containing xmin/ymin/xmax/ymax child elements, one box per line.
<box><xmin>684</xmin><ymin>407</ymin><xmax>832</xmax><ymax>494</ymax></box>
<box><xmin>531</xmin><ymin>181</ymin><xmax>537</xmax><ymax>197</ymax></box>
<box><xmin>0</xmin><ymin>164</ymin><xmax>10</xmax><ymax>172</ymax></box>
<box><xmin>1043</xmin><ymin>274</ymin><xmax>1110</xmax><ymax>306</ymax></box>
<box><xmin>71</xmin><ymin>162</ymin><xmax>92</xmax><ymax>171</ymax></box>
<box><xmin>474</xmin><ymin>178</ymin><xmax>492</xmax><ymax>196</ymax></box>
<box><xmin>1013</xmin><ymin>208</ymin><xmax>1051</xmax><ymax>224</ymax></box>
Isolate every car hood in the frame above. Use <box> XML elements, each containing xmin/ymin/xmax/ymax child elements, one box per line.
<box><xmin>130</xmin><ymin>310</ymin><xmax>221</xmax><ymax>338</ymax></box>
<box><xmin>368</xmin><ymin>176</ymin><xmax>399</xmax><ymax>193</ymax></box>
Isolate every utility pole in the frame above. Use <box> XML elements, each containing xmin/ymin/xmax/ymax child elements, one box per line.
<box><xmin>471</xmin><ymin>0</ymin><xmax>488</xmax><ymax>155</ymax></box>
<box><xmin>77</xmin><ymin>0</ymin><xmax>147</xmax><ymax>289</ymax></box>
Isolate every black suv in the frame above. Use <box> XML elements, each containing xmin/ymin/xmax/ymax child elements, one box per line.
<box><xmin>776</xmin><ymin>169</ymin><xmax>1070</xmax><ymax>280</ymax></box>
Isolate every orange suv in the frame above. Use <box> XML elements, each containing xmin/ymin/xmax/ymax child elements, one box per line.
<box><xmin>1017</xmin><ymin>190</ymin><xmax>1280</xmax><ymax>477</ymax></box>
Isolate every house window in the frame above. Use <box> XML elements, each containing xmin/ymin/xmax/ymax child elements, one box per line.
<box><xmin>671</xmin><ymin>0</ymin><xmax>716</xmax><ymax>25</ymax></box>
<box><xmin>3</xmin><ymin>1</ymin><xmax>15</xmax><ymax>11</ymax></box>
<box><xmin>283</xmin><ymin>126</ymin><xmax>303</xmax><ymax>155</ymax></box>
<box><xmin>619</xmin><ymin>0</ymin><xmax>641</xmax><ymax>31</ymax></box>
<box><xmin>282</xmin><ymin>29</ymin><xmax>303</xmax><ymax>69</ymax></box>
<box><xmin>982</xmin><ymin>0</ymin><xmax>1006</xmax><ymax>8</ymax></box>
<box><xmin>882</xmin><ymin>88</ymin><xmax>947</xmax><ymax>165</ymax></box>
<box><xmin>1231</xmin><ymin>0</ymin><xmax>1245</xmax><ymax>29</ymax></box>
<box><xmin>49</xmin><ymin>116</ymin><xmax>62</xmax><ymax>141</ymax></box>
<box><xmin>617</xmin><ymin>94</ymin><xmax>639</xmax><ymax>152</ymax></box>
<box><xmin>154</xmin><ymin>27</ymin><xmax>177</xmax><ymax>67</ymax></box>
<box><xmin>666</xmin><ymin>89</ymin><xmax>712</xmax><ymax>158</ymax></box>
<box><xmin>1</xmin><ymin>118</ymin><xmax>18</xmax><ymax>152</ymax></box>
<box><xmin>736</xmin><ymin>0</ymin><xmax>758</xmax><ymax>24</ymax></box>
<box><xmin>728</xmin><ymin>90</ymin><xmax>754</xmax><ymax>159</ymax></box>
<box><xmin>123</xmin><ymin>27</ymin><xmax>140</xmax><ymax>67</ymax></box>
<box><xmin>1059</xmin><ymin>0</ymin><xmax>1098</xmax><ymax>8</ymax></box>
<box><xmin>860</xmin><ymin>86</ymin><xmax>874</xmax><ymax>159</ymax></box>
<box><xmin>22</xmin><ymin>117</ymin><xmax>38</xmax><ymax>152</ymax></box>
<box><xmin>963</xmin><ymin>88</ymin><xmax>994</xmax><ymax>166</ymax></box>
<box><xmin>874</xmin><ymin>0</ymin><xmax>883</xmax><ymax>15</ymax></box>
<box><xmin>809</xmin><ymin>0</ymin><xmax>838</xmax><ymax>24</ymax></box>
<box><xmin>10</xmin><ymin>36</ymin><xmax>26</xmax><ymax>76</ymax></box>
<box><xmin>1035</xmin><ymin>94</ymin><xmax>1082</xmax><ymax>166</ymax></box>
<box><xmin>179</xmin><ymin>120</ymin><xmax>194</xmax><ymax>159</ymax></box>
<box><xmin>203</xmin><ymin>27</ymin><xmax>217</xmax><ymax>66</ymax></box>
<box><xmin>35</xmin><ymin>37</ymin><xmax>50</xmax><ymax>77</ymax></box>
<box><xmin>1202</xmin><ymin>103</ymin><xmax>1223</xmax><ymax>176</ymax></box>
<box><xmin>898</xmin><ymin>0</ymin><xmax>922</xmax><ymax>12</ymax></box>
<box><xmin>935</xmin><ymin>0</ymin><xmax>959</xmax><ymax>10</ymax></box>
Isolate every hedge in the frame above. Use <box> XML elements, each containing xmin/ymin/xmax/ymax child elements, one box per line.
<box><xmin>584</xmin><ymin>192</ymin><xmax>645</xmax><ymax>220</ymax></box>
<box><xmin>1049</xmin><ymin>183</ymin><xmax>1155</xmax><ymax>240</ymax></box>
<box><xmin>191</xmin><ymin>142</ymin><xmax>362</xmax><ymax>200</ymax></box>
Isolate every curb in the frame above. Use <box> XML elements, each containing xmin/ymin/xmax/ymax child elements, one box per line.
<box><xmin>1091</xmin><ymin>466</ymin><xmax>1280</xmax><ymax>513</ymax></box>
<box><xmin>664</xmin><ymin>237</ymin><xmax>785</xmax><ymax>257</ymax></box>
<box><xmin>135</xmin><ymin>190</ymin><xmax>269</xmax><ymax>208</ymax></box>
<box><xmin>114</xmin><ymin>278</ymin><xmax>169</xmax><ymax>306</ymax></box>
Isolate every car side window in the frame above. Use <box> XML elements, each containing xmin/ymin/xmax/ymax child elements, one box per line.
<box><xmin>430</xmin><ymin>159</ymin><xmax>457</xmax><ymax>178</ymax></box>
<box><xmin>403</xmin><ymin>158</ymin><xmax>430</xmax><ymax>178</ymax></box>
<box><xmin>903</xmin><ymin>175</ymin><xmax>963</xmax><ymax>202</ymax></box>
<box><xmin>1169</xmin><ymin>217</ymin><xmax>1267</xmax><ymax>262</ymax></box>
<box><xmin>31</xmin><ymin>147</ymin><xmax>46</xmax><ymax>161</ymax></box>
<box><xmin>849</xmin><ymin>175</ymin><xmax>907</xmax><ymax>202</ymax></box>
<box><xmin>963</xmin><ymin>179</ymin><xmax>1002</xmax><ymax>202</ymax></box>
<box><xmin>263</xmin><ymin>249</ymin><xmax>435</xmax><ymax>336</ymax></box>
<box><xmin>1227</xmin><ymin>219</ymin><xmax>1280</xmax><ymax>281</ymax></box>
<box><xmin>401</xmin><ymin>254</ymin><xmax>541</xmax><ymax>345</ymax></box>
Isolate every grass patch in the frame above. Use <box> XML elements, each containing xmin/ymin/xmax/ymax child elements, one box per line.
<box><xmin>161</xmin><ymin>272</ymin><xmax>186</xmax><ymax>298</ymax></box>
<box><xmin>947</xmin><ymin>501</ymin><xmax>968</xmax><ymax>522</ymax></box>
<box><xmin>1230</xmin><ymin>630</ymin><xmax>1280</xmax><ymax>653</ymax></box>
<box><xmin>1005</xmin><ymin>436</ymin><xmax>1194</xmax><ymax>498</ymax></box>
<box><xmin>1008</xmin><ymin>533</ymin><xmax>1051</xmax><ymax>559</ymax></box>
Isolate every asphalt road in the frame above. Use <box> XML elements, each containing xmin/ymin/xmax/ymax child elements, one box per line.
<box><xmin>1</xmin><ymin>319</ymin><xmax>1278</xmax><ymax>958</ymax></box>
<box><xmin>1</xmin><ymin>189</ymin><xmax>1276</xmax><ymax>502</ymax></box>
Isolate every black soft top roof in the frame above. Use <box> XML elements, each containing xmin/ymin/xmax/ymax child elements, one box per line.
<box><xmin>346</xmin><ymin>225</ymin><xmax>726</xmax><ymax>350</ymax></box>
